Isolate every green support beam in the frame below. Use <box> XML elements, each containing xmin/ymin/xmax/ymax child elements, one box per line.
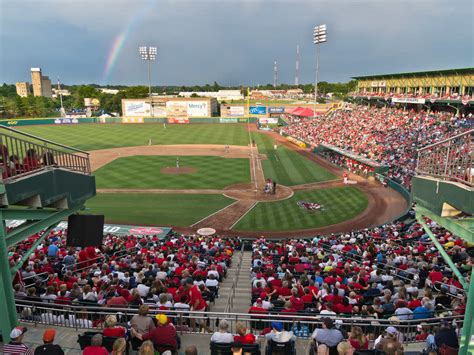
<box><xmin>416</xmin><ymin>215</ymin><xmax>468</xmax><ymax>289</ymax></box>
<box><xmin>459</xmin><ymin>269</ymin><xmax>474</xmax><ymax>355</ymax></box>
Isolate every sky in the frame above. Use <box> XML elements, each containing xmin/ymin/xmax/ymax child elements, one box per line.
<box><xmin>0</xmin><ymin>0</ymin><xmax>473</xmax><ymax>86</ymax></box>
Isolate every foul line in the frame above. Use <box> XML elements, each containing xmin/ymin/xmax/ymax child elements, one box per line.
<box><xmin>190</xmin><ymin>199</ymin><xmax>240</xmax><ymax>227</ymax></box>
<box><xmin>229</xmin><ymin>201</ymin><xmax>258</xmax><ymax>230</ymax></box>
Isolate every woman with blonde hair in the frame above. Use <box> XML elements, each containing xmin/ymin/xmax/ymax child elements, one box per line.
<box><xmin>112</xmin><ymin>337</ymin><xmax>127</xmax><ymax>355</ymax></box>
<box><xmin>234</xmin><ymin>322</ymin><xmax>256</xmax><ymax>344</ymax></box>
<box><xmin>103</xmin><ymin>314</ymin><xmax>126</xmax><ymax>338</ymax></box>
<box><xmin>348</xmin><ymin>325</ymin><xmax>368</xmax><ymax>350</ymax></box>
<box><xmin>139</xmin><ymin>340</ymin><xmax>155</xmax><ymax>355</ymax></box>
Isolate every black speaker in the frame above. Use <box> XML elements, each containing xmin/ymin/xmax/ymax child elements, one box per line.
<box><xmin>66</xmin><ymin>214</ymin><xmax>105</xmax><ymax>247</ymax></box>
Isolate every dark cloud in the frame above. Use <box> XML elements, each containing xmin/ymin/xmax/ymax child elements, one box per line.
<box><xmin>1</xmin><ymin>0</ymin><xmax>472</xmax><ymax>85</ymax></box>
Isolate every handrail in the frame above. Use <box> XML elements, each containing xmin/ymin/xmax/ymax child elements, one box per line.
<box><xmin>0</xmin><ymin>125</ymin><xmax>89</xmax><ymax>155</ymax></box>
<box><xmin>417</xmin><ymin>128</ymin><xmax>473</xmax><ymax>152</ymax></box>
<box><xmin>224</xmin><ymin>244</ymin><xmax>245</xmax><ymax>313</ymax></box>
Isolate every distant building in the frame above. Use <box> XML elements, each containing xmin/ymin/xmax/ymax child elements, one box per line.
<box><xmin>15</xmin><ymin>82</ymin><xmax>29</xmax><ymax>97</ymax></box>
<box><xmin>31</xmin><ymin>68</ymin><xmax>52</xmax><ymax>98</ymax></box>
<box><xmin>98</xmin><ymin>88</ymin><xmax>120</xmax><ymax>95</ymax></box>
<box><xmin>179</xmin><ymin>90</ymin><xmax>243</xmax><ymax>101</ymax></box>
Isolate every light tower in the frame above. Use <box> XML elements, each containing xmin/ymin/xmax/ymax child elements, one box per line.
<box><xmin>295</xmin><ymin>44</ymin><xmax>300</xmax><ymax>86</ymax></box>
<box><xmin>313</xmin><ymin>24</ymin><xmax>327</xmax><ymax>117</ymax></box>
<box><xmin>139</xmin><ymin>46</ymin><xmax>157</xmax><ymax>116</ymax></box>
<box><xmin>273</xmin><ymin>61</ymin><xmax>278</xmax><ymax>88</ymax></box>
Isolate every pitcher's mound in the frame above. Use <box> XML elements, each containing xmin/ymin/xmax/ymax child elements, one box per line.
<box><xmin>161</xmin><ymin>167</ymin><xmax>197</xmax><ymax>174</ymax></box>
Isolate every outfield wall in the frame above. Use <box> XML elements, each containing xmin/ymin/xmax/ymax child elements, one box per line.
<box><xmin>0</xmin><ymin>117</ymin><xmax>261</xmax><ymax>127</ymax></box>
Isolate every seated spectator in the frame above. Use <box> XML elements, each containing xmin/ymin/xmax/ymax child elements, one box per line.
<box><xmin>375</xmin><ymin>327</ymin><xmax>404</xmax><ymax>353</ymax></box>
<box><xmin>234</xmin><ymin>322</ymin><xmax>256</xmax><ymax>344</ymax></box>
<box><xmin>211</xmin><ymin>319</ymin><xmax>234</xmax><ymax>343</ymax></box>
<box><xmin>1</xmin><ymin>326</ymin><xmax>33</xmax><ymax>355</ymax></box>
<box><xmin>138</xmin><ymin>340</ymin><xmax>155</xmax><ymax>355</ymax></box>
<box><xmin>185</xmin><ymin>345</ymin><xmax>198</xmax><ymax>355</ymax></box>
<box><xmin>265</xmin><ymin>321</ymin><xmax>296</xmax><ymax>343</ymax></box>
<box><xmin>131</xmin><ymin>314</ymin><xmax>177</xmax><ymax>351</ymax></box>
<box><xmin>348</xmin><ymin>325</ymin><xmax>368</xmax><ymax>350</ymax></box>
<box><xmin>311</xmin><ymin>317</ymin><xmax>344</xmax><ymax>351</ymax></box>
<box><xmin>434</xmin><ymin>320</ymin><xmax>459</xmax><ymax>352</ymax></box>
<box><xmin>83</xmin><ymin>334</ymin><xmax>108</xmax><ymax>355</ymax></box>
<box><xmin>34</xmin><ymin>329</ymin><xmax>64</xmax><ymax>355</ymax></box>
<box><xmin>112</xmin><ymin>338</ymin><xmax>127</xmax><ymax>355</ymax></box>
<box><xmin>103</xmin><ymin>315</ymin><xmax>126</xmax><ymax>338</ymax></box>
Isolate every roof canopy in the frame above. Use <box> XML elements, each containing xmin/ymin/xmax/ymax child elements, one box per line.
<box><xmin>352</xmin><ymin>67</ymin><xmax>474</xmax><ymax>80</ymax></box>
<box><xmin>289</xmin><ymin>107</ymin><xmax>314</xmax><ymax>117</ymax></box>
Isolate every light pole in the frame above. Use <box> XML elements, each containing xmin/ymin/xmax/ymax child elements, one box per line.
<box><xmin>313</xmin><ymin>24</ymin><xmax>327</xmax><ymax>118</ymax></box>
<box><xmin>139</xmin><ymin>46</ymin><xmax>157</xmax><ymax>117</ymax></box>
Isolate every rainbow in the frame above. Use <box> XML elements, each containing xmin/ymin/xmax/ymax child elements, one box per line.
<box><xmin>101</xmin><ymin>0</ymin><xmax>156</xmax><ymax>84</ymax></box>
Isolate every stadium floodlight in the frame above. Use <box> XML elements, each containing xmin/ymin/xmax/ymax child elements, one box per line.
<box><xmin>313</xmin><ymin>24</ymin><xmax>327</xmax><ymax>117</ymax></box>
<box><xmin>139</xmin><ymin>46</ymin><xmax>158</xmax><ymax>116</ymax></box>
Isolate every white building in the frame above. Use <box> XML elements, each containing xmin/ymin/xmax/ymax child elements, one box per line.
<box><xmin>178</xmin><ymin>90</ymin><xmax>243</xmax><ymax>101</ymax></box>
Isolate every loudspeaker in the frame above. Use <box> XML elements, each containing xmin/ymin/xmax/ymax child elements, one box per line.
<box><xmin>66</xmin><ymin>214</ymin><xmax>104</xmax><ymax>247</ymax></box>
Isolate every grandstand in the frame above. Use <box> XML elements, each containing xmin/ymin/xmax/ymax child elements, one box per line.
<box><xmin>0</xmin><ymin>86</ymin><xmax>473</xmax><ymax>354</ymax></box>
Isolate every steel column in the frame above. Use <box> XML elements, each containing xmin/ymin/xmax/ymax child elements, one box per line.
<box><xmin>459</xmin><ymin>268</ymin><xmax>474</xmax><ymax>355</ymax></box>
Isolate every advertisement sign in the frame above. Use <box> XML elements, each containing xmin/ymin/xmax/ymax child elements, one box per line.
<box><xmin>166</xmin><ymin>101</ymin><xmax>188</xmax><ymax>117</ymax></box>
<box><xmin>249</xmin><ymin>106</ymin><xmax>267</xmax><ymax>115</ymax></box>
<box><xmin>152</xmin><ymin>107</ymin><xmax>167</xmax><ymax>116</ymax></box>
<box><xmin>187</xmin><ymin>101</ymin><xmax>208</xmax><ymax>117</ymax></box>
<box><xmin>371</xmin><ymin>81</ymin><xmax>386</xmax><ymax>87</ymax></box>
<box><xmin>167</xmin><ymin>117</ymin><xmax>189</xmax><ymax>124</ymax></box>
<box><xmin>122</xmin><ymin>117</ymin><xmax>144</xmax><ymax>124</ymax></box>
<box><xmin>54</xmin><ymin>118</ymin><xmax>79</xmax><ymax>124</ymax></box>
<box><xmin>124</xmin><ymin>100</ymin><xmax>150</xmax><ymax>117</ymax></box>
<box><xmin>229</xmin><ymin>106</ymin><xmax>245</xmax><ymax>116</ymax></box>
<box><xmin>287</xmin><ymin>136</ymin><xmax>306</xmax><ymax>148</ymax></box>
<box><xmin>258</xmin><ymin>117</ymin><xmax>278</xmax><ymax>124</ymax></box>
<box><xmin>392</xmin><ymin>97</ymin><xmax>425</xmax><ymax>104</ymax></box>
<box><xmin>268</xmin><ymin>107</ymin><xmax>285</xmax><ymax>114</ymax></box>
<box><xmin>220</xmin><ymin>118</ymin><xmax>238</xmax><ymax>123</ymax></box>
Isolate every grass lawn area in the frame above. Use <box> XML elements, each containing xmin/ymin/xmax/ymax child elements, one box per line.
<box><xmin>18</xmin><ymin>123</ymin><xmax>249</xmax><ymax>151</ymax></box>
<box><xmin>95</xmin><ymin>156</ymin><xmax>250</xmax><ymax>189</ymax></box>
<box><xmin>86</xmin><ymin>193</ymin><xmax>234</xmax><ymax>226</ymax></box>
<box><xmin>251</xmin><ymin>132</ymin><xmax>336</xmax><ymax>186</ymax></box>
<box><xmin>233</xmin><ymin>186</ymin><xmax>368</xmax><ymax>231</ymax></box>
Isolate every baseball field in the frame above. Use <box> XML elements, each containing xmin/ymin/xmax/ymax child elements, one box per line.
<box><xmin>17</xmin><ymin>123</ymin><xmax>391</xmax><ymax>234</ymax></box>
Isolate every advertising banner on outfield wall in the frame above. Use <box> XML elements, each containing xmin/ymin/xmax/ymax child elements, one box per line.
<box><xmin>229</xmin><ymin>106</ymin><xmax>245</xmax><ymax>116</ymax></box>
<box><xmin>152</xmin><ymin>107</ymin><xmax>167</xmax><ymax>116</ymax></box>
<box><xmin>391</xmin><ymin>97</ymin><xmax>425</xmax><ymax>104</ymax></box>
<box><xmin>166</xmin><ymin>101</ymin><xmax>188</xmax><ymax>117</ymax></box>
<box><xmin>122</xmin><ymin>117</ymin><xmax>144</xmax><ymax>124</ymax></box>
<box><xmin>54</xmin><ymin>118</ymin><xmax>79</xmax><ymax>124</ymax></box>
<box><xmin>124</xmin><ymin>100</ymin><xmax>151</xmax><ymax>117</ymax></box>
<box><xmin>187</xmin><ymin>101</ymin><xmax>208</xmax><ymax>117</ymax></box>
<box><xmin>258</xmin><ymin>117</ymin><xmax>278</xmax><ymax>124</ymax></box>
<box><xmin>249</xmin><ymin>106</ymin><xmax>267</xmax><ymax>115</ymax></box>
<box><xmin>168</xmin><ymin>117</ymin><xmax>189</xmax><ymax>124</ymax></box>
<box><xmin>219</xmin><ymin>118</ymin><xmax>238</xmax><ymax>123</ymax></box>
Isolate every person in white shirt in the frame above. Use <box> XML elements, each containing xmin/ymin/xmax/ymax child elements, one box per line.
<box><xmin>211</xmin><ymin>320</ymin><xmax>234</xmax><ymax>343</ymax></box>
<box><xmin>137</xmin><ymin>283</ymin><xmax>150</xmax><ymax>298</ymax></box>
<box><xmin>205</xmin><ymin>274</ymin><xmax>219</xmax><ymax>288</ymax></box>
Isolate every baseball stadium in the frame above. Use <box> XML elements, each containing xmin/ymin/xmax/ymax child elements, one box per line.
<box><xmin>0</xmin><ymin>4</ymin><xmax>473</xmax><ymax>351</ymax></box>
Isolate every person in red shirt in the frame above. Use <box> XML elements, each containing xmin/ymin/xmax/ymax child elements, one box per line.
<box><xmin>348</xmin><ymin>326</ymin><xmax>369</xmax><ymax>350</ymax></box>
<box><xmin>83</xmin><ymin>334</ymin><xmax>108</xmax><ymax>355</ymax></box>
<box><xmin>428</xmin><ymin>266</ymin><xmax>444</xmax><ymax>287</ymax></box>
<box><xmin>335</xmin><ymin>297</ymin><xmax>353</xmax><ymax>314</ymax></box>
<box><xmin>131</xmin><ymin>314</ymin><xmax>177</xmax><ymax>352</ymax></box>
<box><xmin>234</xmin><ymin>322</ymin><xmax>256</xmax><ymax>344</ymax></box>
<box><xmin>103</xmin><ymin>315</ymin><xmax>126</xmax><ymax>338</ymax></box>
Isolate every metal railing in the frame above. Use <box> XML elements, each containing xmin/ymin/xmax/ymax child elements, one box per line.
<box><xmin>224</xmin><ymin>244</ymin><xmax>245</xmax><ymax>313</ymax></box>
<box><xmin>0</xmin><ymin>125</ymin><xmax>91</xmax><ymax>182</ymax></box>
<box><xmin>416</xmin><ymin>129</ymin><xmax>473</xmax><ymax>187</ymax></box>
<box><xmin>14</xmin><ymin>298</ymin><xmax>464</xmax><ymax>344</ymax></box>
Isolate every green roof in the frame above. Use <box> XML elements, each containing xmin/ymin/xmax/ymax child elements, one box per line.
<box><xmin>352</xmin><ymin>67</ymin><xmax>474</xmax><ymax>80</ymax></box>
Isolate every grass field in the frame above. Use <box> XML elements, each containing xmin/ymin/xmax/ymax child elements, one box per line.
<box><xmin>86</xmin><ymin>193</ymin><xmax>235</xmax><ymax>226</ymax></box>
<box><xmin>233</xmin><ymin>186</ymin><xmax>368</xmax><ymax>231</ymax></box>
<box><xmin>251</xmin><ymin>132</ymin><xmax>336</xmax><ymax>185</ymax></box>
<box><xmin>19</xmin><ymin>123</ymin><xmax>249</xmax><ymax>150</ymax></box>
<box><xmin>95</xmin><ymin>156</ymin><xmax>250</xmax><ymax>189</ymax></box>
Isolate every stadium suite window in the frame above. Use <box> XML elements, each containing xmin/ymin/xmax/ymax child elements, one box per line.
<box><xmin>464</xmin><ymin>86</ymin><xmax>474</xmax><ymax>96</ymax></box>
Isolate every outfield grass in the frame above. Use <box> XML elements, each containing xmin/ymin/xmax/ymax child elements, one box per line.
<box><xmin>251</xmin><ymin>132</ymin><xmax>336</xmax><ymax>185</ymax></box>
<box><xmin>18</xmin><ymin>124</ymin><xmax>249</xmax><ymax>151</ymax></box>
<box><xmin>233</xmin><ymin>186</ymin><xmax>368</xmax><ymax>231</ymax></box>
<box><xmin>86</xmin><ymin>193</ymin><xmax>234</xmax><ymax>226</ymax></box>
<box><xmin>95</xmin><ymin>156</ymin><xmax>250</xmax><ymax>189</ymax></box>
